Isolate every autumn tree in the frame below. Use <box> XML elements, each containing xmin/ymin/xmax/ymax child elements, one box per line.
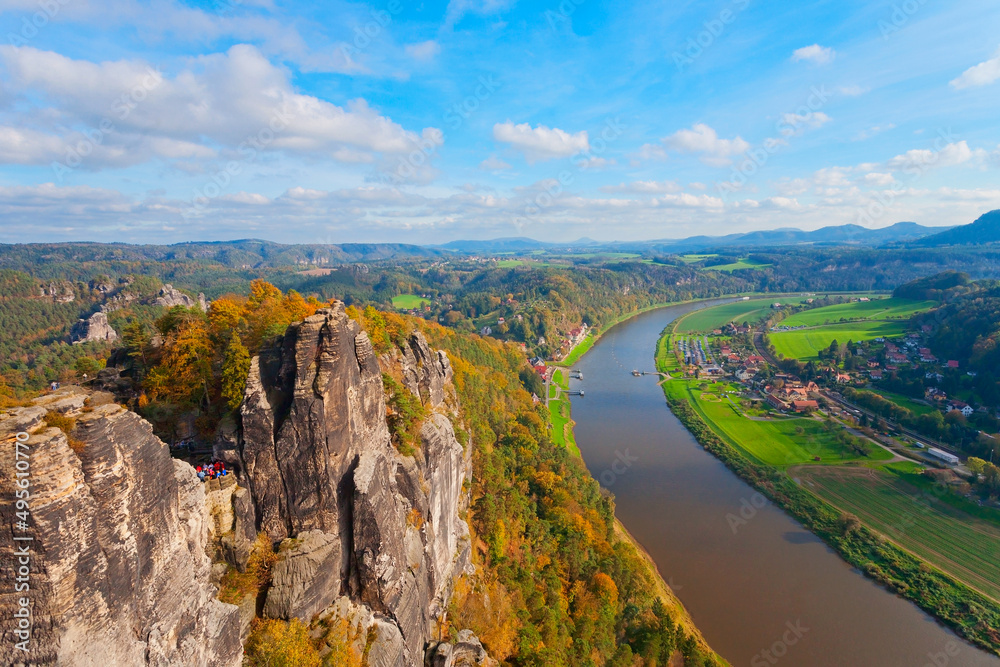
<box><xmin>145</xmin><ymin>316</ymin><xmax>213</xmax><ymax>407</ymax></box>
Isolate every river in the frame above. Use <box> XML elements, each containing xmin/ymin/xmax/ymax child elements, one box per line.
<box><xmin>568</xmin><ymin>300</ymin><xmax>1000</xmax><ymax>667</ymax></box>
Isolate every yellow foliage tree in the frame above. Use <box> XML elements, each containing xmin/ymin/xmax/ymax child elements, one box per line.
<box><xmin>243</xmin><ymin>619</ymin><xmax>321</xmax><ymax>667</ymax></box>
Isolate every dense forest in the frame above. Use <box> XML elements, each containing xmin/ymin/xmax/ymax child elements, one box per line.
<box><xmin>3</xmin><ymin>243</ymin><xmax>1000</xmax><ymax>398</ymax></box>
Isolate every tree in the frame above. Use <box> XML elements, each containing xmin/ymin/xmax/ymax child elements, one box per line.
<box><xmin>221</xmin><ymin>332</ymin><xmax>251</xmax><ymax>411</ymax></box>
<box><xmin>145</xmin><ymin>318</ymin><xmax>213</xmax><ymax>407</ymax></box>
<box><xmin>967</xmin><ymin>457</ymin><xmax>988</xmax><ymax>476</ymax></box>
<box><xmin>243</xmin><ymin>619</ymin><xmax>321</xmax><ymax>667</ymax></box>
<box><xmin>121</xmin><ymin>319</ymin><xmax>151</xmax><ymax>369</ymax></box>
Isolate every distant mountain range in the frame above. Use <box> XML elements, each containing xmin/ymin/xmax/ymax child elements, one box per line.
<box><xmin>438</xmin><ymin>221</ymin><xmax>955</xmax><ymax>254</ymax></box>
<box><xmin>915</xmin><ymin>210</ymin><xmax>1000</xmax><ymax>247</ymax></box>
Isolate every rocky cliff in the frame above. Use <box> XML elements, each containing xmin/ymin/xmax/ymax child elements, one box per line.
<box><xmin>70</xmin><ymin>311</ymin><xmax>118</xmax><ymax>344</ymax></box>
<box><xmin>0</xmin><ymin>302</ymin><xmax>488</xmax><ymax>666</ymax></box>
<box><xmin>0</xmin><ymin>388</ymin><xmax>243</xmax><ymax>666</ymax></box>
<box><xmin>231</xmin><ymin>304</ymin><xmax>482</xmax><ymax>666</ymax></box>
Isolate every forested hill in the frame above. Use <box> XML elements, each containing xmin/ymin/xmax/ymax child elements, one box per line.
<box><xmin>904</xmin><ymin>273</ymin><xmax>1000</xmax><ymax>407</ymax></box>
<box><xmin>916</xmin><ymin>209</ymin><xmax>1000</xmax><ymax>247</ymax></box>
<box><xmin>0</xmin><ymin>240</ymin><xmax>442</xmax><ymax>277</ymax></box>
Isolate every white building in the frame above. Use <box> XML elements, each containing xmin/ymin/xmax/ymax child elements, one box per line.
<box><xmin>927</xmin><ymin>447</ymin><xmax>960</xmax><ymax>466</ymax></box>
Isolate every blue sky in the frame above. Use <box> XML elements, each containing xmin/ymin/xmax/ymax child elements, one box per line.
<box><xmin>0</xmin><ymin>0</ymin><xmax>998</xmax><ymax>244</ymax></box>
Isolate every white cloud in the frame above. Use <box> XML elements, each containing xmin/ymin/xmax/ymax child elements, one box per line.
<box><xmin>492</xmin><ymin>121</ymin><xmax>589</xmax><ymax>163</ymax></box>
<box><xmin>852</xmin><ymin>123</ymin><xmax>895</xmax><ymax>142</ymax></box>
<box><xmin>886</xmin><ymin>141</ymin><xmax>985</xmax><ymax>172</ymax></box>
<box><xmin>837</xmin><ymin>84</ymin><xmax>867</xmax><ymax>96</ymax></box>
<box><xmin>0</xmin><ymin>45</ymin><xmax>440</xmax><ymax>172</ymax></box>
<box><xmin>950</xmin><ymin>47</ymin><xmax>1000</xmax><ymax>89</ymax></box>
<box><xmin>663</xmin><ymin>123</ymin><xmax>749</xmax><ymax>167</ymax></box>
<box><xmin>777</xmin><ymin>111</ymin><xmax>831</xmax><ymax>137</ymax></box>
<box><xmin>405</xmin><ymin>41</ymin><xmax>441</xmax><ymax>61</ymax></box>
<box><xmin>600</xmin><ymin>180</ymin><xmax>683</xmax><ymax>194</ymax></box>
<box><xmin>479</xmin><ymin>155</ymin><xmax>511</xmax><ymax>170</ymax></box>
<box><xmin>577</xmin><ymin>156</ymin><xmax>615</xmax><ymax>169</ymax></box>
<box><xmin>761</xmin><ymin>196</ymin><xmax>801</xmax><ymax>210</ymax></box>
<box><xmin>863</xmin><ymin>172</ymin><xmax>896</xmax><ymax>187</ymax></box>
<box><xmin>791</xmin><ymin>44</ymin><xmax>835</xmax><ymax>65</ymax></box>
<box><xmin>444</xmin><ymin>0</ymin><xmax>516</xmax><ymax>27</ymax></box>
<box><xmin>633</xmin><ymin>142</ymin><xmax>667</xmax><ymax>161</ymax></box>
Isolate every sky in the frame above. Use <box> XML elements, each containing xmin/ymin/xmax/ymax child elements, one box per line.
<box><xmin>0</xmin><ymin>0</ymin><xmax>999</xmax><ymax>245</ymax></box>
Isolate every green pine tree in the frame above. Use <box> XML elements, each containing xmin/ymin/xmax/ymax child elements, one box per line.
<box><xmin>221</xmin><ymin>331</ymin><xmax>251</xmax><ymax>411</ymax></box>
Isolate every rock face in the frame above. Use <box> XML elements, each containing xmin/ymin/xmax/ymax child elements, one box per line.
<box><xmin>237</xmin><ymin>304</ymin><xmax>477</xmax><ymax>666</ymax></box>
<box><xmin>154</xmin><ymin>284</ymin><xmax>198</xmax><ymax>309</ymax></box>
<box><xmin>70</xmin><ymin>310</ymin><xmax>118</xmax><ymax>344</ymax></box>
<box><xmin>0</xmin><ymin>388</ymin><xmax>243</xmax><ymax>667</ymax></box>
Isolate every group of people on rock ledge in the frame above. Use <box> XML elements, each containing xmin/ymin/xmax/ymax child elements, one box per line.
<box><xmin>196</xmin><ymin>461</ymin><xmax>229</xmax><ymax>482</ymax></box>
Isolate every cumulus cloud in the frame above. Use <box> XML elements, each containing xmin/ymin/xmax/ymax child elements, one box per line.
<box><xmin>777</xmin><ymin>111</ymin><xmax>831</xmax><ymax>137</ymax></box>
<box><xmin>950</xmin><ymin>47</ymin><xmax>1000</xmax><ymax>89</ymax></box>
<box><xmin>852</xmin><ymin>123</ymin><xmax>895</xmax><ymax>142</ymax></box>
<box><xmin>792</xmin><ymin>44</ymin><xmax>835</xmax><ymax>65</ymax></box>
<box><xmin>479</xmin><ymin>155</ymin><xmax>512</xmax><ymax>170</ymax></box>
<box><xmin>837</xmin><ymin>84</ymin><xmax>867</xmax><ymax>96</ymax></box>
<box><xmin>0</xmin><ymin>44</ymin><xmax>440</xmax><ymax>173</ymax></box>
<box><xmin>863</xmin><ymin>172</ymin><xmax>896</xmax><ymax>186</ymax></box>
<box><xmin>663</xmin><ymin>123</ymin><xmax>749</xmax><ymax>167</ymax></box>
<box><xmin>405</xmin><ymin>41</ymin><xmax>441</xmax><ymax>61</ymax></box>
<box><xmin>886</xmin><ymin>141</ymin><xmax>985</xmax><ymax>172</ymax></box>
<box><xmin>492</xmin><ymin>121</ymin><xmax>589</xmax><ymax>163</ymax></box>
<box><xmin>600</xmin><ymin>180</ymin><xmax>683</xmax><ymax>194</ymax></box>
<box><xmin>444</xmin><ymin>0</ymin><xmax>516</xmax><ymax>28</ymax></box>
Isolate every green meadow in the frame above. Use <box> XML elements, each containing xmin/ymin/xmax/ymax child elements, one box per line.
<box><xmin>779</xmin><ymin>298</ymin><xmax>936</xmax><ymax>327</ymax></box>
<box><xmin>770</xmin><ymin>320</ymin><xmax>907</xmax><ymax>361</ymax></box>
<box><xmin>675</xmin><ymin>297</ymin><xmax>808</xmax><ymax>334</ymax></box>
<box><xmin>391</xmin><ymin>294</ymin><xmax>430</xmax><ymax>309</ymax></box>
<box><xmin>660</xmin><ymin>376</ymin><xmax>892</xmax><ymax>467</ymax></box>
<box><xmin>702</xmin><ymin>258</ymin><xmax>772</xmax><ymax>272</ymax></box>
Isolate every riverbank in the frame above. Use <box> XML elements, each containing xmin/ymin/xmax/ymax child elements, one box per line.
<box><xmin>613</xmin><ymin>518</ymin><xmax>726</xmax><ymax>666</ymax></box>
<box><xmin>653</xmin><ymin>328</ymin><xmax>1000</xmax><ymax>656</ymax></box>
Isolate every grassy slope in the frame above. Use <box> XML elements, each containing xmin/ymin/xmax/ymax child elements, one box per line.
<box><xmin>675</xmin><ymin>298</ymin><xmax>804</xmax><ymax>334</ymax></box>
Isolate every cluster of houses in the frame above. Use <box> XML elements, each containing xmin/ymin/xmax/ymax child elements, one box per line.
<box><xmin>763</xmin><ymin>379</ymin><xmax>821</xmax><ymax>413</ymax></box>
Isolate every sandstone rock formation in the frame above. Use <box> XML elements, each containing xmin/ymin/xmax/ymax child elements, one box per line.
<box><xmin>153</xmin><ymin>284</ymin><xmax>198</xmax><ymax>309</ymax></box>
<box><xmin>38</xmin><ymin>281</ymin><xmax>75</xmax><ymax>303</ymax></box>
<box><xmin>237</xmin><ymin>304</ymin><xmax>478</xmax><ymax>666</ymax></box>
<box><xmin>0</xmin><ymin>388</ymin><xmax>243</xmax><ymax>666</ymax></box>
<box><xmin>70</xmin><ymin>310</ymin><xmax>118</xmax><ymax>344</ymax></box>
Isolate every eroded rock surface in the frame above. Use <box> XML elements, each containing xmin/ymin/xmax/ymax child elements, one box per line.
<box><xmin>0</xmin><ymin>388</ymin><xmax>242</xmax><ymax>667</ymax></box>
<box><xmin>70</xmin><ymin>310</ymin><xmax>118</xmax><ymax>344</ymax></box>
<box><xmin>237</xmin><ymin>303</ymin><xmax>479</xmax><ymax>666</ymax></box>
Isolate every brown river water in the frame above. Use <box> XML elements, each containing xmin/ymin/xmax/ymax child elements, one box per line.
<box><xmin>568</xmin><ymin>300</ymin><xmax>1000</xmax><ymax>667</ymax></box>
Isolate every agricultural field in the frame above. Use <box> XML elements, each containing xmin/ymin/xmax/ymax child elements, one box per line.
<box><xmin>662</xmin><ymin>379</ymin><xmax>893</xmax><ymax>467</ymax></box>
<box><xmin>779</xmin><ymin>298</ymin><xmax>936</xmax><ymax>327</ymax></box>
<box><xmin>702</xmin><ymin>258</ymin><xmax>772</xmax><ymax>272</ymax></box>
<box><xmin>800</xmin><ymin>465</ymin><xmax>1000</xmax><ymax>602</ymax></box>
<box><xmin>770</xmin><ymin>320</ymin><xmax>907</xmax><ymax>361</ymax></box>
<box><xmin>391</xmin><ymin>294</ymin><xmax>430</xmax><ymax>309</ymax></box>
<box><xmin>677</xmin><ymin>254</ymin><xmax>718</xmax><ymax>263</ymax></box>
<box><xmin>496</xmin><ymin>259</ymin><xmax>525</xmax><ymax>268</ymax></box>
<box><xmin>676</xmin><ymin>298</ymin><xmax>807</xmax><ymax>334</ymax></box>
